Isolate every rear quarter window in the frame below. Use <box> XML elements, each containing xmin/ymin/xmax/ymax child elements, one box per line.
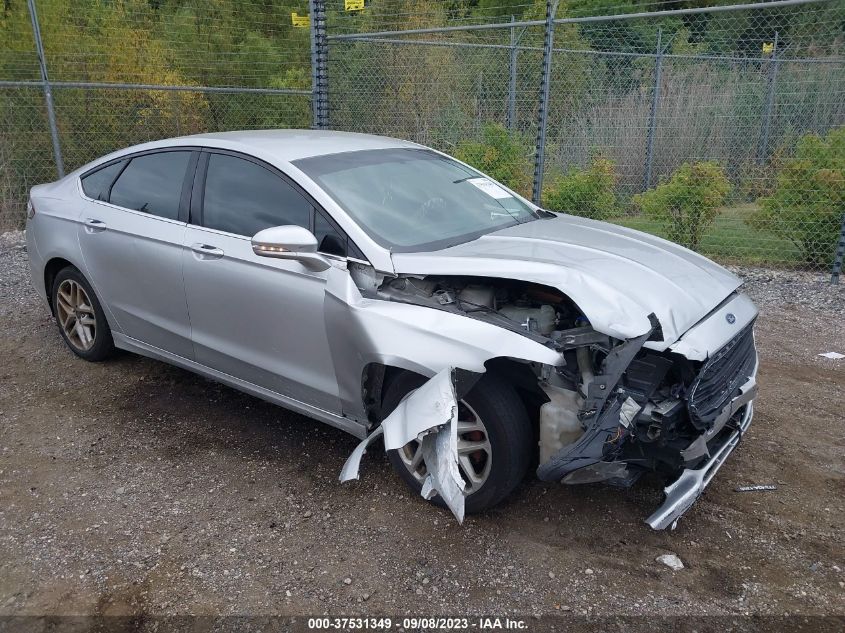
<box><xmin>80</xmin><ymin>160</ymin><xmax>126</xmax><ymax>201</ymax></box>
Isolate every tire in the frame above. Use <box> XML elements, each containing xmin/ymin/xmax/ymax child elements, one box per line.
<box><xmin>51</xmin><ymin>266</ymin><xmax>114</xmax><ymax>362</ymax></box>
<box><xmin>385</xmin><ymin>371</ymin><xmax>533</xmax><ymax>514</ymax></box>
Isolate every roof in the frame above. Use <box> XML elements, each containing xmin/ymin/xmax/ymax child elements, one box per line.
<box><xmin>70</xmin><ymin>129</ymin><xmax>424</xmax><ymax>180</ymax></box>
<box><xmin>175</xmin><ymin>129</ymin><xmax>420</xmax><ymax>163</ymax></box>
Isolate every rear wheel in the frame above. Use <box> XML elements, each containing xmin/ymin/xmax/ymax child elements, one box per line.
<box><xmin>51</xmin><ymin>267</ymin><xmax>114</xmax><ymax>361</ymax></box>
<box><xmin>385</xmin><ymin>371</ymin><xmax>533</xmax><ymax>514</ymax></box>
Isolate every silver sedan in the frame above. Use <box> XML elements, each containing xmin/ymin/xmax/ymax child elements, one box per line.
<box><xmin>26</xmin><ymin>130</ymin><xmax>758</xmax><ymax>528</ymax></box>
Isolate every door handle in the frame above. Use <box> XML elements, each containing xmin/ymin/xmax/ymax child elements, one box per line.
<box><xmin>190</xmin><ymin>243</ymin><xmax>225</xmax><ymax>259</ymax></box>
<box><xmin>84</xmin><ymin>218</ymin><xmax>107</xmax><ymax>233</ymax></box>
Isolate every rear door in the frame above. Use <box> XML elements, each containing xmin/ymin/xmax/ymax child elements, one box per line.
<box><xmin>77</xmin><ymin>149</ymin><xmax>197</xmax><ymax>358</ymax></box>
<box><xmin>182</xmin><ymin>150</ymin><xmax>351</xmax><ymax>412</ymax></box>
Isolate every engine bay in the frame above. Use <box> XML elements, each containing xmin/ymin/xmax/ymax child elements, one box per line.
<box><xmin>376</xmin><ymin>275</ymin><xmax>589</xmax><ymax>341</ymax></box>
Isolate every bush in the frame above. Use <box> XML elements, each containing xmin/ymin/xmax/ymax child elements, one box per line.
<box><xmin>543</xmin><ymin>157</ymin><xmax>618</xmax><ymax>220</ymax></box>
<box><xmin>454</xmin><ymin>123</ymin><xmax>532</xmax><ymax>197</ymax></box>
<box><xmin>750</xmin><ymin>127</ymin><xmax>845</xmax><ymax>267</ymax></box>
<box><xmin>632</xmin><ymin>161</ymin><xmax>732</xmax><ymax>250</ymax></box>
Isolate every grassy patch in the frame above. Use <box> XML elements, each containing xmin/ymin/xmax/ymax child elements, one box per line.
<box><xmin>608</xmin><ymin>203</ymin><xmax>803</xmax><ymax>266</ymax></box>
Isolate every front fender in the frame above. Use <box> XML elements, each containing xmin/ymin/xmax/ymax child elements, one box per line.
<box><xmin>324</xmin><ymin>267</ymin><xmax>562</xmax><ymax>420</ymax></box>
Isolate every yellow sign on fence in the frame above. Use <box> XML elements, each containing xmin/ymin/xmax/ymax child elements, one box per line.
<box><xmin>762</xmin><ymin>42</ymin><xmax>774</xmax><ymax>54</ymax></box>
<box><xmin>345</xmin><ymin>0</ymin><xmax>365</xmax><ymax>11</ymax></box>
<box><xmin>291</xmin><ymin>12</ymin><xmax>310</xmax><ymax>28</ymax></box>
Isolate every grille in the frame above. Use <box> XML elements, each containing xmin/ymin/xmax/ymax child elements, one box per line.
<box><xmin>687</xmin><ymin>322</ymin><xmax>757</xmax><ymax>430</ymax></box>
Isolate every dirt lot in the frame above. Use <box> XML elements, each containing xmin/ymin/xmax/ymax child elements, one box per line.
<box><xmin>1</xmin><ymin>231</ymin><xmax>843</xmax><ymax>624</ymax></box>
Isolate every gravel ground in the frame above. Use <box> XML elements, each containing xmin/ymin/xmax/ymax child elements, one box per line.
<box><xmin>1</xmin><ymin>230</ymin><xmax>843</xmax><ymax>623</ymax></box>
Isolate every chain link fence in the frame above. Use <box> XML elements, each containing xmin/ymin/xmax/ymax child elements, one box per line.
<box><xmin>1</xmin><ymin>0</ymin><xmax>844</xmax><ymax>276</ymax></box>
<box><xmin>0</xmin><ymin>0</ymin><xmax>313</xmax><ymax>230</ymax></box>
<box><xmin>325</xmin><ymin>0</ymin><xmax>845</xmax><ymax>275</ymax></box>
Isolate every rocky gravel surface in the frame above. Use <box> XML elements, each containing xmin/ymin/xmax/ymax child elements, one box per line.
<box><xmin>727</xmin><ymin>264</ymin><xmax>845</xmax><ymax>314</ymax></box>
<box><xmin>0</xmin><ymin>230</ymin><xmax>843</xmax><ymax>625</ymax></box>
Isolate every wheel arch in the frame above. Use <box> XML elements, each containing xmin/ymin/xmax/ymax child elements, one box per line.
<box><xmin>361</xmin><ymin>356</ymin><xmax>546</xmax><ymax>432</ymax></box>
<box><xmin>43</xmin><ymin>257</ymin><xmax>77</xmax><ymax>314</ymax></box>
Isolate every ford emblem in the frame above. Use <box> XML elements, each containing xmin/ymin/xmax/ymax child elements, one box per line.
<box><xmin>726</xmin><ymin>313</ymin><xmax>736</xmax><ymax>324</ymax></box>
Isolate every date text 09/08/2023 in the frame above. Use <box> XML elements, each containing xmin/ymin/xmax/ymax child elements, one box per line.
<box><xmin>307</xmin><ymin>616</ymin><xmax>529</xmax><ymax>630</ymax></box>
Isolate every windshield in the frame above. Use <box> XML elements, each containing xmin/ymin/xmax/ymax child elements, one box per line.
<box><xmin>293</xmin><ymin>148</ymin><xmax>539</xmax><ymax>252</ymax></box>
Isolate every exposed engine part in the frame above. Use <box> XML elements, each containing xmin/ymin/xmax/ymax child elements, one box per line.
<box><xmin>622</xmin><ymin>353</ymin><xmax>674</xmax><ymax>402</ymax></box>
<box><xmin>498</xmin><ymin>304</ymin><xmax>557</xmax><ymax>336</ymax></box>
<box><xmin>458</xmin><ymin>284</ymin><xmax>494</xmax><ymax>309</ymax></box>
<box><xmin>538</xmin><ymin>383</ymin><xmax>584</xmax><ymax>463</ymax></box>
<box><xmin>536</xmin><ymin>315</ymin><xmax>659</xmax><ymax>482</ymax></box>
<box><xmin>378</xmin><ymin>275</ymin><xmax>589</xmax><ymax>347</ymax></box>
<box><xmin>575</xmin><ymin>345</ymin><xmax>594</xmax><ymax>397</ymax></box>
<box><xmin>550</xmin><ymin>327</ymin><xmax>611</xmax><ymax>350</ymax></box>
<box><xmin>640</xmin><ymin>398</ymin><xmax>685</xmax><ymax>436</ymax></box>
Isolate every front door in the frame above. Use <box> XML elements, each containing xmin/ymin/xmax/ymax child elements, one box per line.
<box><xmin>182</xmin><ymin>150</ymin><xmax>342</xmax><ymax>413</ymax></box>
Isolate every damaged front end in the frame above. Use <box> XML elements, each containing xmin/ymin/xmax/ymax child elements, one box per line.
<box><xmin>536</xmin><ymin>313</ymin><xmax>758</xmax><ymax>530</ymax></box>
<box><xmin>337</xmin><ymin>268</ymin><xmax>759</xmax><ymax>530</ymax></box>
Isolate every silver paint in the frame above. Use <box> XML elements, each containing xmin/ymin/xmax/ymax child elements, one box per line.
<box><xmin>391</xmin><ymin>214</ymin><xmax>744</xmax><ymax>348</ymax></box>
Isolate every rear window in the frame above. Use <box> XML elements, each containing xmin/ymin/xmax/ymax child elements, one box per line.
<box><xmin>109</xmin><ymin>151</ymin><xmax>191</xmax><ymax>220</ymax></box>
<box><xmin>80</xmin><ymin>160</ymin><xmax>125</xmax><ymax>201</ymax></box>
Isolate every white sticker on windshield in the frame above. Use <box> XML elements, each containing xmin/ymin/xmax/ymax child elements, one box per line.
<box><xmin>466</xmin><ymin>177</ymin><xmax>513</xmax><ymax>199</ymax></box>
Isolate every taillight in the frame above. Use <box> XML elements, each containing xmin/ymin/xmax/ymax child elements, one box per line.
<box><xmin>27</xmin><ymin>199</ymin><xmax>35</xmax><ymax>219</ymax></box>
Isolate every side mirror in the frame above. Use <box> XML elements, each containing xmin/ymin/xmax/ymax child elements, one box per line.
<box><xmin>251</xmin><ymin>225</ymin><xmax>331</xmax><ymax>272</ymax></box>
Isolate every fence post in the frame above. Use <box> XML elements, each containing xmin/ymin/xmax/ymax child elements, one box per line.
<box><xmin>26</xmin><ymin>0</ymin><xmax>64</xmax><ymax>179</ymax></box>
<box><xmin>756</xmin><ymin>31</ymin><xmax>780</xmax><ymax>165</ymax></box>
<box><xmin>532</xmin><ymin>0</ymin><xmax>559</xmax><ymax>206</ymax></box>
<box><xmin>309</xmin><ymin>0</ymin><xmax>329</xmax><ymax>129</ymax></box>
<box><xmin>831</xmin><ymin>210</ymin><xmax>845</xmax><ymax>284</ymax></box>
<box><xmin>642</xmin><ymin>28</ymin><xmax>663</xmax><ymax>192</ymax></box>
<box><xmin>507</xmin><ymin>16</ymin><xmax>517</xmax><ymax>130</ymax></box>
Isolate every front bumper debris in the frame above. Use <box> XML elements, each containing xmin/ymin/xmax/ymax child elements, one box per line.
<box><xmin>339</xmin><ymin>367</ymin><xmax>480</xmax><ymax>524</ymax></box>
<box><xmin>536</xmin><ymin>318</ymin><xmax>657</xmax><ymax>482</ymax></box>
<box><xmin>646</xmin><ymin>380</ymin><xmax>756</xmax><ymax>530</ymax></box>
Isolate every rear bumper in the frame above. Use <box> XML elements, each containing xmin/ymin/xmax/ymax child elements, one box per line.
<box><xmin>645</xmin><ymin>377</ymin><xmax>757</xmax><ymax>530</ymax></box>
<box><xmin>25</xmin><ymin>224</ymin><xmax>48</xmax><ymax>304</ymax></box>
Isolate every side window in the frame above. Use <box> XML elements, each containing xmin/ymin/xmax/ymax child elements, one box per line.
<box><xmin>109</xmin><ymin>151</ymin><xmax>191</xmax><ymax>220</ymax></box>
<box><xmin>314</xmin><ymin>211</ymin><xmax>347</xmax><ymax>257</ymax></box>
<box><xmin>202</xmin><ymin>153</ymin><xmax>311</xmax><ymax>237</ymax></box>
<box><xmin>80</xmin><ymin>160</ymin><xmax>126</xmax><ymax>201</ymax></box>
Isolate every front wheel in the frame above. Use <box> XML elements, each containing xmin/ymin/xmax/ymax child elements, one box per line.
<box><xmin>384</xmin><ymin>371</ymin><xmax>533</xmax><ymax>514</ymax></box>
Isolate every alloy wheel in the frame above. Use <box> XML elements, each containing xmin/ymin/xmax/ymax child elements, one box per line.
<box><xmin>398</xmin><ymin>400</ymin><xmax>493</xmax><ymax>494</ymax></box>
<box><xmin>56</xmin><ymin>279</ymin><xmax>97</xmax><ymax>351</ymax></box>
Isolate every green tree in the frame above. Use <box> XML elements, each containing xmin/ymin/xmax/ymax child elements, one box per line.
<box><xmin>544</xmin><ymin>157</ymin><xmax>617</xmax><ymax>219</ymax></box>
<box><xmin>750</xmin><ymin>126</ymin><xmax>845</xmax><ymax>267</ymax></box>
<box><xmin>632</xmin><ymin>161</ymin><xmax>732</xmax><ymax>250</ymax></box>
<box><xmin>454</xmin><ymin>123</ymin><xmax>532</xmax><ymax>196</ymax></box>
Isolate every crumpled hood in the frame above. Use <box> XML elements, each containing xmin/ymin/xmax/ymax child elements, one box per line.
<box><xmin>390</xmin><ymin>214</ymin><xmax>742</xmax><ymax>347</ymax></box>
